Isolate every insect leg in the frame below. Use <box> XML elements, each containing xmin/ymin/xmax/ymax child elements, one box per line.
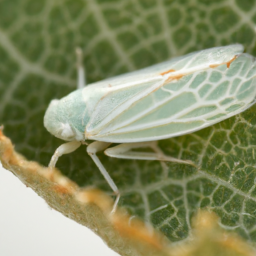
<box><xmin>104</xmin><ymin>142</ymin><xmax>195</xmax><ymax>166</ymax></box>
<box><xmin>87</xmin><ymin>141</ymin><xmax>120</xmax><ymax>213</ymax></box>
<box><xmin>76</xmin><ymin>47</ymin><xmax>86</xmax><ymax>88</ymax></box>
<box><xmin>49</xmin><ymin>141</ymin><xmax>81</xmax><ymax>168</ymax></box>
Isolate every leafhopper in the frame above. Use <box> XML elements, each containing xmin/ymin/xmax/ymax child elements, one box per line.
<box><xmin>44</xmin><ymin>45</ymin><xmax>256</xmax><ymax>211</ymax></box>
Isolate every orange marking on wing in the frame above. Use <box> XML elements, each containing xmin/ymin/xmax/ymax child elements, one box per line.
<box><xmin>210</xmin><ymin>55</ymin><xmax>238</xmax><ymax>69</ymax></box>
<box><xmin>151</xmin><ymin>73</ymin><xmax>185</xmax><ymax>93</ymax></box>
<box><xmin>226</xmin><ymin>55</ymin><xmax>237</xmax><ymax>68</ymax></box>
<box><xmin>160</xmin><ymin>68</ymin><xmax>184</xmax><ymax>85</ymax></box>
<box><xmin>164</xmin><ymin>74</ymin><xmax>184</xmax><ymax>84</ymax></box>
<box><xmin>209</xmin><ymin>63</ymin><xmax>220</xmax><ymax>68</ymax></box>
<box><xmin>160</xmin><ymin>69</ymin><xmax>175</xmax><ymax>76</ymax></box>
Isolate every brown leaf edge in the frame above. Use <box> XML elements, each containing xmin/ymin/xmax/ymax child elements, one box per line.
<box><xmin>0</xmin><ymin>129</ymin><xmax>170</xmax><ymax>256</ymax></box>
<box><xmin>0</xmin><ymin>129</ymin><xmax>254</xmax><ymax>256</ymax></box>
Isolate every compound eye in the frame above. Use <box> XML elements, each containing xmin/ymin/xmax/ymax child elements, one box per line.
<box><xmin>59</xmin><ymin>123</ymin><xmax>75</xmax><ymax>139</ymax></box>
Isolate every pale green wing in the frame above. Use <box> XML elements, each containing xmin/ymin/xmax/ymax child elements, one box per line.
<box><xmin>85</xmin><ymin>45</ymin><xmax>248</xmax><ymax>142</ymax></box>
<box><xmin>88</xmin><ymin>44</ymin><xmax>243</xmax><ymax>88</ymax></box>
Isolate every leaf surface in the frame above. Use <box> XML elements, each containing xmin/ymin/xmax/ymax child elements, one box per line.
<box><xmin>1</xmin><ymin>0</ymin><xmax>256</xmax><ymax>247</ymax></box>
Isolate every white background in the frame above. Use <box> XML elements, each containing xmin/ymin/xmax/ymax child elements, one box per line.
<box><xmin>0</xmin><ymin>164</ymin><xmax>119</xmax><ymax>256</ymax></box>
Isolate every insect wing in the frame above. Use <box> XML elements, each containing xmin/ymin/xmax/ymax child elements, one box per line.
<box><xmin>89</xmin><ymin>44</ymin><xmax>244</xmax><ymax>91</ymax></box>
<box><xmin>86</xmin><ymin>45</ymin><xmax>250</xmax><ymax>142</ymax></box>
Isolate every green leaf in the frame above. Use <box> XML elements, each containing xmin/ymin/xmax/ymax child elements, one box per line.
<box><xmin>1</xmin><ymin>0</ymin><xmax>256</xmax><ymax>245</ymax></box>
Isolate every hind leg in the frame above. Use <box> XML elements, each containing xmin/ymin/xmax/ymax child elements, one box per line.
<box><xmin>104</xmin><ymin>142</ymin><xmax>195</xmax><ymax>166</ymax></box>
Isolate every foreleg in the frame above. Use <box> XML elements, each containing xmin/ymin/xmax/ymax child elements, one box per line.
<box><xmin>49</xmin><ymin>141</ymin><xmax>82</xmax><ymax>168</ymax></box>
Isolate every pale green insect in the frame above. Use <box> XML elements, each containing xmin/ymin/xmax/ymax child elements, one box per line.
<box><xmin>44</xmin><ymin>44</ymin><xmax>256</xmax><ymax>212</ymax></box>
